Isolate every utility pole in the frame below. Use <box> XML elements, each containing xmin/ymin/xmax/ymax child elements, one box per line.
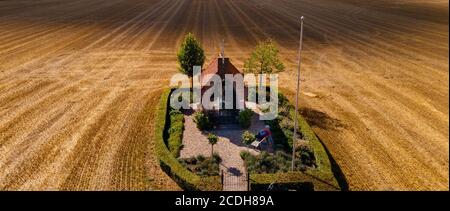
<box><xmin>292</xmin><ymin>16</ymin><xmax>304</xmax><ymax>171</ymax></box>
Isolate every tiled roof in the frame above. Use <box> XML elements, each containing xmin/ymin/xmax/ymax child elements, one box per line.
<box><xmin>201</xmin><ymin>57</ymin><xmax>242</xmax><ymax>86</ymax></box>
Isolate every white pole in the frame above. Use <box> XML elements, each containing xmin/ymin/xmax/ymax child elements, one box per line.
<box><xmin>292</xmin><ymin>16</ymin><xmax>304</xmax><ymax>171</ymax></box>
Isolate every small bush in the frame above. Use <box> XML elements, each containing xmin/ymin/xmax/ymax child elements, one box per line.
<box><xmin>296</xmin><ymin>145</ymin><xmax>316</xmax><ymax>167</ymax></box>
<box><xmin>242</xmin><ymin>151</ymin><xmax>313</xmax><ymax>174</ymax></box>
<box><xmin>242</xmin><ymin>130</ymin><xmax>256</xmax><ymax>145</ymax></box>
<box><xmin>198</xmin><ymin>154</ymin><xmax>207</xmax><ymax>161</ymax></box>
<box><xmin>212</xmin><ymin>153</ymin><xmax>222</xmax><ymax>163</ymax></box>
<box><xmin>279</xmin><ymin>117</ymin><xmax>295</xmax><ymax>131</ymax></box>
<box><xmin>193</xmin><ymin>111</ymin><xmax>212</xmax><ymax>131</ymax></box>
<box><xmin>238</xmin><ymin>108</ymin><xmax>253</xmax><ymax>129</ymax></box>
<box><xmin>207</xmin><ymin>133</ymin><xmax>218</xmax><ymax>145</ymax></box>
<box><xmin>207</xmin><ymin>133</ymin><xmax>219</xmax><ymax>156</ymax></box>
<box><xmin>240</xmin><ymin>151</ymin><xmax>251</xmax><ymax>160</ymax></box>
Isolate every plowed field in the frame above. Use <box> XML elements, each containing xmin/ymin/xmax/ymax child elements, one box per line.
<box><xmin>0</xmin><ymin>0</ymin><xmax>448</xmax><ymax>190</ymax></box>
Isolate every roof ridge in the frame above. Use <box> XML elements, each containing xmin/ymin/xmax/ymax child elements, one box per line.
<box><xmin>203</xmin><ymin>56</ymin><xmax>219</xmax><ymax>70</ymax></box>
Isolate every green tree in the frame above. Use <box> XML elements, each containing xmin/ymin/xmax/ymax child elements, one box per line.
<box><xmin>238</xmin><ymin>109</ymin><xmax>253</xmax><ymax>129</ymax></box>
<box><xmin>244</xmin><ymin>39</ymin><xmax>285</xmax><ymax>87</ymax></box>
<box><xmin>177</xmin><ymin>33</ymin><xmax>205</xmax><ymax>92</ymax></box>
<box><xmin>207</xmin><ymin>133</ymin><xmax>218</xmax><ymax>157</ymax></box>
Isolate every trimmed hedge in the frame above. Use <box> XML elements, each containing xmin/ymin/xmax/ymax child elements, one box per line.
<box><xmin>154</xmin><ymin>89</ymin><xmax>220</xmax><ymax>191</ymax></box>
<box><xmin>250</xmin><ymin>171</ymin><xmax>338</xmax><ymax>191</ymax></box>
<box><xmin>167</xmin><ymin>109</ymin><xmax>184</xmax><ymax>157</ymax></box>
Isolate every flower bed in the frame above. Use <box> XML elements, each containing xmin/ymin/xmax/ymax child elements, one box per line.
<box><xmin>179</xmin><ymin>154</ymin><xmax>221</xmax><ymax>177</ymax></box>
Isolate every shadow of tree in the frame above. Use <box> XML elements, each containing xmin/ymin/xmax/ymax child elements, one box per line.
<box><xmin>300</xmin><ymin>107</ymin><xmax>345</xmax><ymax>131</ymax></box>
<box><xmin>215</xmin><ymin>128</ymin><xmax>247</xmax><ymax>147</ymax></box>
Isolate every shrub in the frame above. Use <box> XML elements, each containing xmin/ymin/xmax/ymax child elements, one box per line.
<box><xmin>179</xmin><ymin>153</ymin><xmax>222</xmax><ymax>177</ymax></box>
<box><xmin>279</xmin><ymin>117</ymin><xmax>295</xmax><ymax>131</ymax></box>
<box><xmin>238</xmin><ymin>108</ymin><xmax>253</xmax><ymax>129</ymax></box>
<box><xmin>296</xmin><ymin>145</ymin><xmax>316</xmax><ymax>167</ymax></box>
<box><xmin>207</xmin><ymin>133</ymin><xmax>218</xmax><ymax>145</ymax></box>
<box><xmin>242</xmin><ymin>151</ymin><xmax>313</xmax><ymax>174</ymax></box>
<box><xmin>197</xmin><ymin>154</ymin><xmax>206</xmax><ymax>162</ymax></box>
<box><xmin>240</xmin><ymin>151</ymin><xmax>251</xmax><ymax>160</ymax></box>
<box><xmin>193</xmin><ymin>111</ymin><xmax>212</xmax><ymax>131</ymax></box>
<box><xmin>242</xmin><ymin>130</ymin><xmax>256</xmax><ymax>145</ymax></box>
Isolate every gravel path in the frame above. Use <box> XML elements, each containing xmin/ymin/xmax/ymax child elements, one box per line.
<box><xmin>180</xmin><ymin>111</ymin><xmax>266</xmax><ymax>190</ymax></box>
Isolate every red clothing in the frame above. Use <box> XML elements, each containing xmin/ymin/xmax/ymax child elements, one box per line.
<box><xmin>263</xmin><ymin>128</ymin><xmax>272</xmax><ymax>137</ymax></box>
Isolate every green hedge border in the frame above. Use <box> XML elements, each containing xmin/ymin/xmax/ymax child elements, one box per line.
<box><xmin>154</xmin><ymin>89</ymin><xmax>221</xmax><ymax>191</ymax></box>
<box><xmin>249</xmin><ymin>91</ymin><xmax>340</xmax><ymax>191</ymax></box>
<box><xmin>155</xmin><ymin>88</ymin><xmax>339</xmax><ymax>191</ymax></box>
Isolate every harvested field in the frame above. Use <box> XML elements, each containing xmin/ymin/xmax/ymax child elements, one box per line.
<box><xmin>0</xmin><ymin>0</ymin><xmax>448</xmax><ymax>190</ymax></box>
